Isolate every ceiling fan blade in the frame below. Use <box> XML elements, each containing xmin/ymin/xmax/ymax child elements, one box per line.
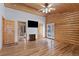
<box><xmin>39</xmin><ymin>8</ymin><xmax>44</xmax><ymax>12</ymax></box>
<box><xmin>48</xmin><ymin>4</ymin><xmax>53</xmax><ymax>7</ymax></box>
<box><xmin>49</xmin><ymin>8</ymin><xmax>56</xmax><ymax>10</ymax></box>
<box><xmin>40</xmin><ymin>5</ymin><xmax>45</xmax><ymax>7</ymax></box>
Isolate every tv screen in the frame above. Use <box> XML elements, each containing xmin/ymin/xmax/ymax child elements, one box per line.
<box><xmin>28</xmin><ymin>20</ymin><xmax>38</xmax><ymax>28</ymax></box>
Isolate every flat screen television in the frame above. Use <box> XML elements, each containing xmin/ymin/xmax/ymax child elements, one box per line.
<box><xmin>28</xmin><ymin>20</ymin><xmax>38</xmax><ymax>28</ymax></box>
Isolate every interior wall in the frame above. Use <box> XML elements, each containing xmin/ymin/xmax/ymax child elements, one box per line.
<box><xmin>5</xmin><ymin>7</ymin><xmax>45</xmax><ymax>42</ymax></box>
<box><xmin>0</xmin><ymin>3</ymin><xmax>5</xmax><ymax>49</ymax></box>
<box><xmin>46</xmin><ymin>11</ymin><xmax>79</xmax><ymax>55</ymax></box>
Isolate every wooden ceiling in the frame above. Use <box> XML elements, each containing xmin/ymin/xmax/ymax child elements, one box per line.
<box><xmin>4</xmin><ymin>3</ymin><xmax>79</xmax><ymax>16</ymax></box>
<box><xmin>4</xmin><ymin>3</ymin><xmax>45</xmax><ymax>16</ymax></box>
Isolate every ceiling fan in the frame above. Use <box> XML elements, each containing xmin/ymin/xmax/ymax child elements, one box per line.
<box><xmin>39</xmin><ymin>3</ymin><xmax>56</xmax><ymax>14</ymax></box>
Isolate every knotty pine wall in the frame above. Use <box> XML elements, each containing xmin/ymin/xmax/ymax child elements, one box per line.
<box><xmin>46</xmin><ymin>11</ymin><xmax>79</xmax><ymax>55</ymax></box>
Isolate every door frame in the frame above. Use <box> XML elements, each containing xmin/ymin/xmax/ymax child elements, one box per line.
<box><xmin>17</xmin><ymin>21</ymin><xmax>27</xmax><ymax>41</ymax></box>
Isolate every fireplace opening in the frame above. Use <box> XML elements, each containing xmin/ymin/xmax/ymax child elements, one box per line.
<box><xmin>29</xmin><ymin>34</ymin><xmax>36</xmax><ymax>41</ymax></box>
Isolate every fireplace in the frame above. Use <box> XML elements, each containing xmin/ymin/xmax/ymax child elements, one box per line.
<box><xmin>29</xmin><ymin>34</ymin><xmax>36</xmax><ymax>41</ymax></box>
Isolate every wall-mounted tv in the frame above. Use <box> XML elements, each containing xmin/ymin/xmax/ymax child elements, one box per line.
<box><xmin>28</xmin><ymin>20</ymin><xmax>38</xmax><ymax>28</ymax></box>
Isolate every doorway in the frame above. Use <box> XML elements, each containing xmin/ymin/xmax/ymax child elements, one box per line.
<box><xmin>47</xmin><ymin>23</ymin><xmax>55</xmax><ymax>39</ymax></box>
<box><xmin>2</xmin><ymin>17</ymin><xmax>15</xmax><ymax>46</ymax></box>
<box><xmin>18</xmin><ymin>21</ymin><xmax>26</xmax><ymax>41</ymax></box>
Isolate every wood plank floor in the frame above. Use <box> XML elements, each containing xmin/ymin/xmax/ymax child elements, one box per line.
<box><xmin>0</xmin><ymin>38</ymin><xmax>79</xmax><ymax>56</ymax></box>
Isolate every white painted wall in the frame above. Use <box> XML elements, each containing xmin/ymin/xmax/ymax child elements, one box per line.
<box><xmin>5</xmin><ymin>7</ymin><xmax>45</xmax><ymax>42</ymax></box>
<box><xmin>39</xmin><ymin>17</ymin><xmax>46</xmax><ymax>37</ymax></box>
<box><xmin>0</xmin><ymin>4</ymin><xmax>5</xmax><ymax>49</ymax></box>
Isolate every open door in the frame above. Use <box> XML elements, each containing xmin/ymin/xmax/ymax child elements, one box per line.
<box><xmin>3</xmin><ymin>17</ymin><xmax>15</xmax><ymax>46</ymax></box>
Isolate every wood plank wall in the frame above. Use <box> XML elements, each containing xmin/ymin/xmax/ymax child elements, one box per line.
<box><xmin>46</xmin><ymin>11</ymin><xmax>79</xmax><ymax>55</ymax></box>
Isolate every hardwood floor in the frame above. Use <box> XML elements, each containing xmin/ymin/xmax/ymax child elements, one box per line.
<box><xmin>0</xmin><ymin>38</ymin><xmax>79</xmax><ymax>56</ymax></box>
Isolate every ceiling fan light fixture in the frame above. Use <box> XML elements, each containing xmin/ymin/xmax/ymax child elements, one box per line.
<box><xmin>45</xmin><ymin>8</ymin><xmax>48</xmax><ymax>13</ymax></box>
<box><xmin>40</xmin><ymin>3</ymin><xmax>56</xmax><ymax>14</ymax></box>
<box><xmin>42</xmin><ymin>10</ymin><xmax>45</xmax><ymax>13</ymax></box>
